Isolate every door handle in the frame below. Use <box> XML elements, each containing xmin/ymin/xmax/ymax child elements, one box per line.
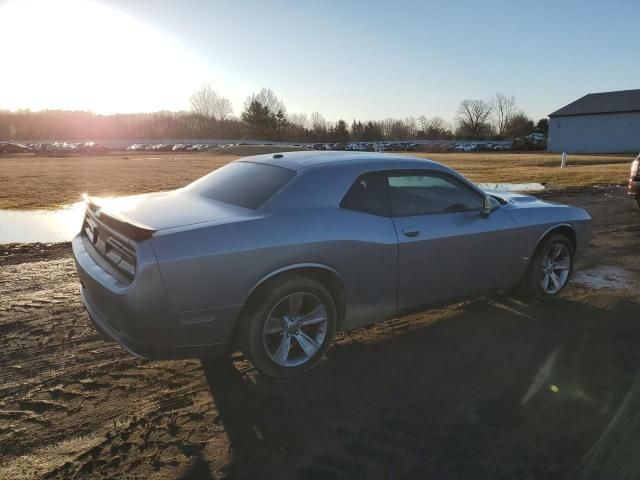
<box><xmin>402</xmin><ymin>227</ymin><xmax>420</xmax><ymax>237</ymax></box>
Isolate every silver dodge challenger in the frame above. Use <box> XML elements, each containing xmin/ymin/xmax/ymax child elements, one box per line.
<box><xmin>72</xmin><ymin>152</ymin><xmax>591</xmax><ymax>377</ymax></box>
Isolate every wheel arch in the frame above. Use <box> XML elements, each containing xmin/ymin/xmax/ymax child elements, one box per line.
<box><xmin>535</xmin><ymin>223</ymin><xmax>577</xmax><ymax>253</ymax></box>
<box><xmin>230</xmin><ymin>263</ymin><xmax>346</xmax><ymax>347</ymax></box>
<box><xmin>520</xmin><ymin>223</ymin><xmax>577</xmax><ymax>280</ymax></box>
<box><xmin>517</xmin><ymin>223</ymin><xmax>576</xmax><ymax>300</ymax></box>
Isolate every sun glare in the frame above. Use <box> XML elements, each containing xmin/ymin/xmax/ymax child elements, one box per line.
<box><xmin>0</xmin><ymin>0</ymin><xmax>210</xmax><ymax>113</ymax></box>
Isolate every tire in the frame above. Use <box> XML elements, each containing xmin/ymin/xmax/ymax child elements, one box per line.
<box><xmin>521</xmin><ymin>233</ymin><xmax>574</xmax><ymax>301</ymax></box>
<box><xmin>241</xmin><ymin>275</ymin><xmax>337</xmax><ymax>378</ymax></box>
<box><xmin>635</xmin><ymin>196</ymin><xmax>640</xmax><ymax>210</ymax></box>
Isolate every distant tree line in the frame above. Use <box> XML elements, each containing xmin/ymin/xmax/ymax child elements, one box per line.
<box><xmin>455</xmin><ymin>93</ymin><xmax>548</xmax><ymax>139</ymax></box>
<box><xmin>0</xmin><ymin>85</ymin><xmax>548</xmax><ymax>142</ymax></box>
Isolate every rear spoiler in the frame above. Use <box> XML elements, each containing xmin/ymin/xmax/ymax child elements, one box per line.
<box><xmin>82</xmin><ymin>193</ymin><xmax>157</xmax><ymax>241</ymax></box>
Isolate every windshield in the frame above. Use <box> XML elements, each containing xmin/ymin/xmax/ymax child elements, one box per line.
<box><xmin>186</xmin><ymin>161</ymin><xmax>296</xmax><ymax>209</ymax></box>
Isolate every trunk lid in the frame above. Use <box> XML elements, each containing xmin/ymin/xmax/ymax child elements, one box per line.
<box><xmin>81</xmin><ymin>190</ymin><xmax>249</xmax><ymax>281</ymax></box>
<box><xmin>93</xmin><ymin>189</ymin><xmax>250</xmax><ymax>232</ymax></box>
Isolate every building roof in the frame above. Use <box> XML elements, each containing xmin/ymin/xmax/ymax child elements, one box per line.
<box><xmin>549</xmin><ymin>89</ymin><xmax>640</xmax><ymax>117</ymax></box>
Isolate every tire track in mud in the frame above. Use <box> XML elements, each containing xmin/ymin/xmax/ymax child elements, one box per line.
<box><xmin>0</xmin><ymin>256</ymin><xmax>228</xmax><ymax>478</ymax></box>
<box><xmin>2</xmin><ymin>188</ymin><xmax>640</xmax><ymax>479</ymax></box>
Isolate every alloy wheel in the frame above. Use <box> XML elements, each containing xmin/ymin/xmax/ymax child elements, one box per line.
<box><xmin>540</xmin><ymin>243</ymin><xmax>571</xmax><ymax>294</ymax></box>
<box><xmin>262</xmin><ymin>292</ymin><xmax>328</xmax><ymax>367</ymax></box>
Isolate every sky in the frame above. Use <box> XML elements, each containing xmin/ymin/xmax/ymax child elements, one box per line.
<box><xmin>0</xmin><ymin>0</ymin><xmax>639</xmax><ymax>123</ymax></box>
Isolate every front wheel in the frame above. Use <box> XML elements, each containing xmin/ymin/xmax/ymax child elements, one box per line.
<box><xmin>241</xmin><ymin>276</ymin><xmax>337</xmax><ymax>377</ymax></box>
<box><xmin>521</xmin><ymin>234</ymin><xmax>574</xmax><ymax>301</ymax></box>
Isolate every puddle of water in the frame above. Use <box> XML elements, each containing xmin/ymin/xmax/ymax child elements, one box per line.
<box><xmin>573</xmin><ymin>266</ymin><xmax>635</xmax><ymax>290</ymax></box>
<box><xmin>0</xmin><ymin>195</ymin><xmax>155</xmax><ymax>244</ymax></box>
<box><xmin>477</xmin><ymin>182</ymin><xmax>545</xmax><ymax>192</ymax></box>
<box><xmin>0</xmin><ymin>203</ymin><xmax>86</xmax><ymax>243</ymax></box>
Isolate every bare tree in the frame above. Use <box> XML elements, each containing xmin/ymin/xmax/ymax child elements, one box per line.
<box><xmin>190</xmin><ymin>84</ymin><xmax>217</xmax><ymax>118</ymax></box>
<box><xmin>287</xmin><ymin>112</ymin><xmax>308</xmax><ymax>129</ymax></box>
<box><xmin>246</xmin><ymin>88</ymin><xmax>286</xmax><ymax>114</ymax></box>
<box><xmin>381</xmin><ymin>118</ymin><xmax>395</xmax><ymax>138</ymax></box>
<box><xmin>492</xmin><ymin>93</ymin><xmax>517</xmax><ymax>137</ymax></box>
<box><xmin>456</xmin><ymin>99</ymin><xmax>493</xmax><ymax>138</ymax></box>
<box><xmin>404</xmin><ymin>116</ymin><xmax>417</xmax><ymax>138</ymax></box>
<box><xmin>427</xmin><ymin>116</ymin><xmax>448</xmax><ymax>132</ymax></box>
<box><xmin>189</xmin><ymin>84</ymin><xmax>232</xmax><ymax>121</ymax></box>
<box><xmin>213</xmin><ymin>97</ymin><xmax>233</xmax><ymax>122</ymax></box>
<box><xmin>418</xmin><ymin>115</ymin><xmax>429</xmax><ymax>133</ymax></box>
<box><xmin>310</xmin><ymin>112</ymin><xmax>327</xmax><ymax>132</ymax></box>
<box><xmin>505</xmin><ymin>112</ymin><xmax>534</xmax><ymax>138</ymax></box>
<box><xmin>423</xmin><ymin>117</ymin><xmax>453</xmax><ymax>138</ymax></box>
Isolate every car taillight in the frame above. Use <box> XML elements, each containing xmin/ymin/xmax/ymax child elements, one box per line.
<box><xmin>632</xmin><ymin>159</ymin><xmax>639</xmax><ymax>178</ymax></box>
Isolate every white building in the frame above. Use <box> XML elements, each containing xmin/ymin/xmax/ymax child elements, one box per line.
<box><xmin>548</xmin><ymin>89</ymin><xmax>640</xmax><ymax>153</ymax></box>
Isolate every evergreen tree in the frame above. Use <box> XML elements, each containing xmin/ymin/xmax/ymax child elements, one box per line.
<box><xmin>275</xmin><ymin>110</ymin><xmax>288</xmax><ymax>140</ymax></box>
<box><xmin>363</xmin><ymin>121</ymin><xmax>382</xmax><ymax>141</ymax></box>
<box><xmin>535</xmin><ymin>118</ymin><xmax>549</xmax><ymax>135</ymax></box>
<box><xmin>241</xmin><ymin>100</ymin><xmax>274</xmax><ymax>139</ymax></box>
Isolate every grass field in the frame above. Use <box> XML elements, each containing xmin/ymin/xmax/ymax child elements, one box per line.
<box><xmin>0</xmin><ymin>147</ymin><xmax>633</xmax><ymax>210</ymax></box>
<box><xmin>414</xmin><ymin>151</ymin><xmax>632</xmax><ymax>188</ymax></box>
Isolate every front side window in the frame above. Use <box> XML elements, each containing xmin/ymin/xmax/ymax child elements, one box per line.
<box><xmin>186</xmin><ymin>161</ymin><xmax>296</xmax><ymax>209</ymax></box>
<box><xmin>340</xmin><ymin>173</ymin><xmax>390</xmax><ymax>216</ymax></box>
<box><xmin>388</xmin><ymin>172</ymin><xmax>482</xmax><ymax>216</ymax></box>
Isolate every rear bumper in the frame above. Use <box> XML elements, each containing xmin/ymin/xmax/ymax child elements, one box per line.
<box><xmin>81</xmin><ymin>288</ymin><xmax>228</xmax><ymax>359</ymax></box>
<box><xmin>81</xmin><ymin>286</ymin><xmax>156</xmax><ymax>359</ymax></box>
<box><xmin>72</xmin><ymin>234</ymin><xmax>233</xmax><ymax>360</ymax></box>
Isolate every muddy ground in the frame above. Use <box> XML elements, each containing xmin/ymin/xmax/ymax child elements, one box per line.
<box><xmin>1</xmin><ymin>187</ymin><xmax>639</xmax><ymax>480</ymax></box>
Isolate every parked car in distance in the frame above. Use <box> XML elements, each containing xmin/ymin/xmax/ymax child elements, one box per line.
<box><xmin>0</xmin><ymin>142</ymin><xmax>29</xmax><ymax>153</ymax></box>
<box><xmin>476</xmin><ymin>143</ymin><xmax>493</xmax><ymax>151</ymax></box>
<box><xmin>494</xmin><ymin>143</ymin><xmax>512</xmax><ymax>151</ymax></box>
<box><xmin>528</xmin><ymin>132</ymin><xmax>546</xmax><ymax>142</ymax></box>
<box><xmin>73</xmin><ymin>151</ymin><xmax>591</xmax><ymax>377</ymax></box>
<box><xmin>630</xmin><ymin>154</ymin><xmax>640</xmax><ymax>209</ymax></box>
<box><xmin>454</xmin><ymin>144</ymin><xmax>476</xmax><ymax>152</ymax></box>
<box><xmin>78</xmin><ymin>142</ymin><xmax>109</xmax><ymax>154</ymax></box>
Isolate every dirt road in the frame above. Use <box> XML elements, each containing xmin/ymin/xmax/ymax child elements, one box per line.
<box><xmin>1</xmin><ymin>187</ymin><xmax>639</xmax><ymax>479</ymax></box>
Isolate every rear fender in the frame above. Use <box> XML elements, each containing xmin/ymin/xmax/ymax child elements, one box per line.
<box><xmin>244</xmin><ymin>263</ymin><xmax>344</xmax><ymax>304</ymax></box>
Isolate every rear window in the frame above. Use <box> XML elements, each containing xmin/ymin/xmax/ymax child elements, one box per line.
<box><xmin>186</xmin><ymin>161</ymin><xmax>296</xmax><ymax>209</ymax></box>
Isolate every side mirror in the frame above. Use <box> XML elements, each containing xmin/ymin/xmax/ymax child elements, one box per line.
<box><xmin>481</xmin><ymin>196</ymin><xmax>494</xmax><ymax>217</ymax></box>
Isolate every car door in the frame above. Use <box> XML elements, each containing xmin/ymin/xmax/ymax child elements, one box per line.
<box><xmin>387</xmin><ymin>170</ymin><xmax>519</xmax><ymax>311</ymax></box>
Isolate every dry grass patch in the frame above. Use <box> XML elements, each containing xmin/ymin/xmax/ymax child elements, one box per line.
<box><xmin>0</xmin><ymin>153</ymin><xmax>237</xmax><ymax>210</ymax></box>
<box><xmin>0</xmin><ymin>150</ymin><xmax>633</xmax><ymax>210</ymax></box>
<box><xmin>408</xmin><ymin>152</ymin><xmax>632</xmax><ymax>188</ymax></box>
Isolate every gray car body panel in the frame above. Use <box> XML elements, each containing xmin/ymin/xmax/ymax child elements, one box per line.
<box><xmin>72</xmin><ymin>152</ymin><xmax>592</xmax><ymax>359</ymax></box>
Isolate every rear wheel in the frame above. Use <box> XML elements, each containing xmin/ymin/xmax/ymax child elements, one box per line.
<box><xmin>242</xmin><ymin>276</ymin><xmax>336</xmax><ymax>377</ymax></box>
<box><xmin>521</xmin><ymin>233</ymin><xmax>574</xmax><ymax>301</ymax></box>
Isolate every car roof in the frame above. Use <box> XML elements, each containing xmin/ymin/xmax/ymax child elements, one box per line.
<box><xmin>236</xmin><ymin>150</ymin><xmax>446</xmax><ymax>173</ymax></box>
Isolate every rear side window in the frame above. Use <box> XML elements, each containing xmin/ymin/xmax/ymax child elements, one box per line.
<box><xmin>186</xmin><ymin>161</ymin><xmax>296</xmax><ymax>209</ymax></box>
<box><xmin>340</xmin><ymin>173</ymin><xmax>390</xmax><ymax>216</ymax></box>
